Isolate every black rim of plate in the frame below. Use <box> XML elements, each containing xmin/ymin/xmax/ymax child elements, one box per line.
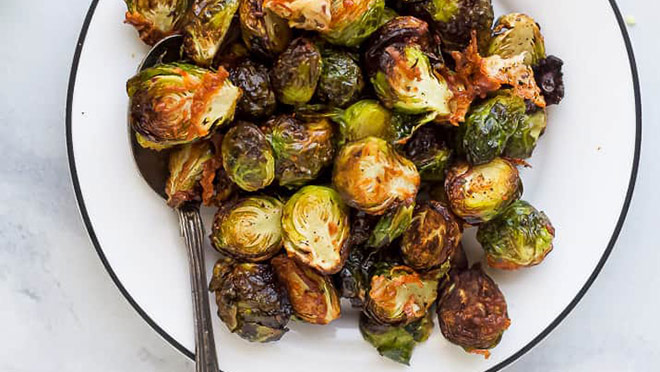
<box><xmin>66</xmin><ymin>0</ymin><xmax>642</xmax><ymax>369</ymax></box>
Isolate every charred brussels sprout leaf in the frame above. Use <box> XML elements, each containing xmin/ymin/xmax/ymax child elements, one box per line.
<box><xmin>183</xmin><ymin>0</ymin><xmax>241</xmax><ymax>66</ymax></box>
<box><xmin>229</xmin><ymin>59</ymin><xmax>277</xmax><ymax>120</ymax></box>
<box><xmin>335</xmin><ymin>242</ymin><xmax>376</xmax><ymax>307</ymax></box>
<box><xmin>477</xmin><ymin>200</ymin><xmax>555</xmax><ymax>270</ymax></box>
<box><xmin>488</xmin><ymin>13</ymin><xmax>546</xmax><ymax>66</ymax></box>
<box><xmin>210</xmin><ymin>196</ymin><xmax>284</xmax><ymax>261</ymax></box>
<box><xmin>272</xmin><ymin>255</ymin><xmax>342</xmax><ymax>324</ymax></box>
<box><xmin>239</xmin><ymin>0</ymin><xmax>292</xmax><ymax>59</ymax></box>
<box><xmin>367</xmin><ymin>203</ymin><xmax>415</xmax><ymax>249</ymax></box>
<box><xmin>165</xmin><ymin>141</ymin><xmax>215</xmax><ymax>208</ymax></box>
<box><xmin>124</xmin><ymin>0</ymin><xmax>191</xmax><ymax>45</ymax></box>
<box><xmin>333</xmin><ymin>137</ymin><xmax>420</xmax><ymax>215</ymax></box>
<box><xmin>503</xmin><ymin>107</ymin><xmax>547</xmax><ymax>159</ymax></box>
<box><xmin>322</xmin><ymin>0</ymin><xmax>392</xmax><ymax>47</ymax></box>
<box><xmin>127</xmin><ymin>63</ymin><xmax>240</xmax><ymax>147</ymax></box>
<box><xmin>221</xmin><ymin>122</ymin><xmax>275</xmax><ymax>191</ymax></box>
<box><xmin>405</xmin><ymin>125</ymin><xmax>453</xmax><ymax>182</ymax></box>
<box><xmin>317</xmin><ymin>49</ymin><xmax>365</xmax><ymax>108</ymax></box>
<box><xmin>438</xmin><ymin>265</ymin><xmax>510</xmax><ymax>358</ymax></box>
<box><xmin>533</xmin><ymin>55</ymin><xmax>565</xmax><ymax>106</ymax></box>
<box><xmin>445</xmin><ymin>158</ymin><xmax>522</xmax><ymax>224</ymax></box>
<box><xmin>262</xmin><ymin>115</ymin><xmax>335</xmax><ymax>188</ymax></box>
<box><xmin>271</xmin><ymin>38</ymin><xmax>323</xmax><ymax>106</ymax></box>
<box><xmin>264</xmin><ymin>0</ymin><xmax>332</xmax><ymax>31</ymax></box>
<box><xmin>209</xmin><ymin>259</ymin><xmax>291</xmax><ymax>342</ymax></box>
<box><xmin>282</xmin><ymin>186</ymin><xmax>351</xmax><ymax>274</ymax></box>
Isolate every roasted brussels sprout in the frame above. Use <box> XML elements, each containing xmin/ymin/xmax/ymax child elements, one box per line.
<box><xmin>401</xmin><ymin>201</ymin><xmax>462</xmax><ymax>271</ymax></box>
<box><xmin>272</xmin><ymin>255</ymin><xmax>342</xmax><ymax>324</ymax></box>
<box><xmin>127</xmin><ymin>63</ymin><xmax>241</xmax><ymax>147</ymax></box>
<box><xmin>359</xmin><ymin>309</ymin><xmax>434</xmax><ymax>365</ymax></box>
<box><xmin>503</xmin><ymin>107</ymin><xmax>547</xmax><ymax>159</ymax></box>
<box><xmin>366</xmin><ymin>264</ymin><xmax>438</xmax><ymax>324</ymax></box>
<box><xmin>221</xmin><ymin>122</ymin><xmax>275</xmax><ymax>191</ymax></box>
<box><xmin>333</xmin><ymin>137</ymin><xmax>420</xmax><ymax>215</ymax></box>
<box><xmin>165</xmin><ymin>141</ymin><xmax>214</xmax><ymax>207</ymax></box>
<box><xmin>209</xmin><ymin>259</ymin><xmax>291</xmax><ymax>342</ymax></box>
<box><xmin>437</xmin><ymin>265</ymin><xmax>510</xmax><ymax>358</ymax></box>
<box><xmin>334</xmin><ymin>242</ymin><xmax>375</xmax><ymax>307</ymax></box>
<box><xmin>123</xmin><ymin>0</ymin><xmax>191</xmax><ymax>45</ymax></box>
<box><xmin>281</xmin><ymin>186</ymin><xmax>351</xmax><ymax>274</ymax></box>
<box><xmin>445</xmin><ymin>158</ymin><xmax>522</xmax><ymax>224</ymax></box>
<box><xmin>210</xmin><ymin>196</ymin><xmax>284</xmax><ymax>261</ymax></box>
<box><xmin>239</xmin><ymin>0</ymin><xmax>292</xmax><ymax>59</ymax></box>
<box><xmin>229</xmin><ymin>59</ymin><xmax>277</xmax><ymax>120</ymax></box>
<box><xmin>477</xmin><ymin>200</ymin><xmax>555</xmax><ymax>270</ymax></box>
<box><xmin>263</xmin><ymin>0</ymin><xmax>332</xmax><ymax>31</ymax></box>
<box><xmin>488</xmin><ymin>13</ymin><xmax>545</xmax><ymax>66</ymax></box>
<box><xmin>317</xmin><ymin>49</ymin><xmax>364</xmax><ymax>108</ymax></box>
<box><xmin>262</xmin><ymin>115</ymin><xmax>335</xmax><ymax>188</ymax></box>
<box><xmin>367</xmin><ymin>203</ymin><xmax>414</xmax><ymax>249</ymax></box>
<box><xmin>183</xmin><ymin>0</ymin><xmax>241</xmax><ymax>66</ymax></box>
<box><xmin>271</xmin><ymin>38</ymin><xmax>323</xmax><ymax>106</ymax></box>
<box><xmin>404</xmin><ymin>125</ymin><xmax>453</xmax><ymax>182</ymax></box>
<box><xmin>322</xmin><ymin>0</ymin><xmax>392</xmax><ymax>47</ymax></box>
<box><xmin>533</xmin><ymin>55</ymin><xmax>565</xmax><ymax>106</ymax></box>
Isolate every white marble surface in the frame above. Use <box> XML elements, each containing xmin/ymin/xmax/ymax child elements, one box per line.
<box><xmin>0</xmin><ymin>1</ymin><xmax>657</xmax><ymax>371</ymax></box>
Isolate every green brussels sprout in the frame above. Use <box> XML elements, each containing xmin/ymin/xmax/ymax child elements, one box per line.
<box><xmin>183</xmin><ymin>0</ymin><xmax>241</xmax><ymax>66</ymax></box>
<box><xmin>437</xmin><ymin>265</ymin><xmax>510</xmax><ymax>358</ymax></box>
<box><xmin>459</xmin><ymin>93</ymin><xmax>526</xmax><ymax>165</ymax></box>
<box><xmin>221</xmin><ymin>122</ymin><xmax>275</xmax><ymax>192</ymax></box>
<box><xmin>366</xmin><ymin>264</ymin><xmax>438</xmax><ymax>324</ymax></box>
<box><xmin>229</xmin><ymin>59</ymin><xmax>277</xmax><ymax>120</ymax></box>
<box><xmin>333</xmin><ymin>137</ymin><xmax>420</xmax><ymax>215</ymax></box>
<box><xmin>209</xmin><ymin>259</ymin><xmax>291</xmax><ymax>342</ymax></box>
<box><xmin>477</xmin><ymin>200</ymin><xmax>555</xmax><ymax>270</ymax></box>
<box><xmin>262</xmin><ymin>115</ymin><xmax>335</xmax><ymax>188</ymax></box>
<box><xmin>503</xmin><ymin>107</ymin><xmax>547</xmax><ymax>159</ymax></box>
<box><xmin>123</xmin><ymin>0</ymin><xmax>191</xmax><ymax>45</ymax></box>
<box><xmin>367</xmin><ymin>203</ymin><xmax>414</xmax><ymax>249</ymax></box>
<box><xmin>127</xmin><ymin>63</ymin><xmax>241</xmax><ymax>148</ymax></box>
<box><xmin>272</xmin><ymin>255</ymin><xmax>342</xmax><ymax>324</ymax></box>
<box><xmin>239</xmin><ymin>0</ymin><xmax>292</xmax><ymax>59</ymax></box>
<box><xmin>401</xmin><ymin>201</ymin><xmax>462</xmax><ymax>271</ymax></box>
<box><xmin>210</xmin><ymin>196</ymin><xmax>284</xmax><ymax>262</ymax></box>
<box><xmin>281</xmin><ymin>186</ymin><xmax>351</xmax><ymax>274</ymax></box>
<box><xmin>445</xmin><ymin>158</ymin><xmax>522</xmax><ymax>224</ymax></box>
<box><xmin>359</xmin><ymin>309</ymin><xmax>434</xmax><ymax>365</ymax></box>
<box><xmin>271</xmin><ymin>38</ymin><xmax>323</xmax><ymax>106</ymax></box>
<box><xmin>321</xmin><ymin>0</ymin><xmax>393</xmax><ymax>47</ymax></box>
<box><xmin>317</xmin><ymin>49</ymin><xmax>365</xmax><ymax>108</ymax></box>
<box><xmin>488</xmin><ymin>13</ymin><xmax>546</xmax><ymax>66</ymax></box>
<box><xmin>164</xmin><ymin>141</ymin><xmax>215</xmax><ymax>208</ymax></box>
<box><xmin>263</xmin><ymin>0</ymin><xmax>332</xmax><ymax>31</ymax></box>
<box><xmin>404</xmin><ymin>125</ymin><xmax>453</xmax><ymax>182</ymax></box>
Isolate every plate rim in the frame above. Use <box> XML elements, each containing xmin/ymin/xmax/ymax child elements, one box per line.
<box><xmin>65</xmin><ymin>0</ymin><xmax>642</xmax><ymax>370</ymax></box>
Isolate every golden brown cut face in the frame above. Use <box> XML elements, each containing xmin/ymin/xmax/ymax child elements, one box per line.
<box><xmin>263</xmin><ymin>0</ymin><xmax>332</xmax><ymax>31</ymax></box>
<box><xmin>124</xmin><ymin>0</ymin><xmax>191</xmax><ymax>45</ymax></box>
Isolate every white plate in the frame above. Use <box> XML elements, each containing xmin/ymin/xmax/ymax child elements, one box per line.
<box><xmin>66</xmin><ymin>1</ymin><xmax>641</xmax><ymax>371</ymax></box>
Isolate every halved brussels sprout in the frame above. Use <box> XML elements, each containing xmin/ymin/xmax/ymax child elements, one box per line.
<box><xmin>124</xmin><ymin>0</ymin><xmax>191</xmax><ymax>45</ymax></box>
<box><xmin>367</xmin><ymin>203</ymin><xmax>414</xmax><ymax>249</ymax></box>
<box><xmin>404</xmin><ymin>125</ymin><xmax>453</xmax><ymax>182</ymax></box>
<box><xmin>210</xmin><ymin>196</ymin><xmax>284</xmax><ymax>262</ymax></box>
<box><xmin>366</xmin><ymin>264</ymin><xmax>438</xmax><ymax>324</ymax></box>
<box><xmin>183</xmin><ymin>0</ymin><xmax>241</xmax><ymax>66</ymax></box>
<box><xmin>477</xmin><ymin>200</ymin><xmax>555</xmax><ymax>270</ymax></box>
<box><xmin>317</xmin><ymin>49</ymin><xmax>364</xmax><ymax>108</ymax></box>
<box><xmin>209</xmin><ymin>259</ymin><xmax>291</xmax><ymax>342</ymax></box>
<box><xmin>272</xmin><ymin>255</ymin><xmax>342</xmax><ymax>324</ymax></box>
<box><xmin>262</xmin><ymin>115</ymin><xmax>335</xmax><ymax>188</ymax></box>
<box><xmin>503</xmin><ymin>107</ymin><xmax>547</xmax><ymax>159</ymax></box>
<box><xmin>127</xmin><ymin>63</ymin><xmax>241</xmax><ymax>148</ymax></box>
<box><xmin>533</xmin><ymin>55</ymin><xmax>565</xmax><ymax>106</ymax></box>
<box><xmin>321</xmin><ymin>0</ymin><xmax>392</xmax><ymax>47</ymax></box>
<box><xmin>445</xmin><ymin>158</ymin><xmax>522</xmax><ymax>224</ymax></box>
<box><xmin>165</xmin><ymin>141</ymin><xmax>215</xmax><ymax>208</ymax></box>
<box><xmin>437</xmin><ymin>265</ymin><xmax>510</xmax><ymax>358</ymax></box>
<box><xmin>271</xmin><ymin>38</ymin><xmax>323</xmax><ymax>106</ymax></box>
<box><xmin>229</xmin><ymin>59</ymin><xmax>277</xmax><ymax>120</ymax></box>
<box><xmin>263</xmin><ymin>0</ymin><xmax>332</xmax><ymax>31</ymax></box>
<box><xmin>359</xmin><ymin>309</ymin><xmax>434</xmax><ymax>365</ymax></box>
<box><xmin>281</xmin><ymin>186</ymin><xmax>351</xmax><ymax>274</ymax></box>
<box><xmin>401</xmin><ymin>201</ymin><xmax>462</xmax><ymax>271</ymax></box>
<box><xmin>239</xmin><ymin>0</ymin><xmax>292</xmax><ymax>59</ymax></box>
<box><xmin>488</xmin><ymin>13</ymin><xmax>545</xmax><ymax>66</ymax></box>
<box><xmin>221</xmin><ymin>122</ymin><xmax>275</xmax><ymax>192</ymax></box>
<box><xmin>333</xmin><ymin>137</ymin><xmax>420</xmax><ymax>215</ymax></box>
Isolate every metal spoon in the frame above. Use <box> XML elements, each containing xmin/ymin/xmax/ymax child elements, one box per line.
<box><xmin>128</xmin><ymin>34</ymin><xmax>220</xmax><ymax>372</ymax></box>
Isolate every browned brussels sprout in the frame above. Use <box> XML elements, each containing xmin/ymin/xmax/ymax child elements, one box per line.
<box><xmin>210</xmin><ymin>196</ymin><xmax>284</xmax><ymax>262</ymax></box>
<box><xmin>271</xmin><ymin>38</ymin><xmax>323</xmax><ymax>106</ymax></box>
<box><xmin>281</xmin><ymin>186</ymin><xmax>351</xmax><ymax>274</ymax></box>
<box><xmin>239</xmin><ymin>0</ymin><xmax>292</xmax><ymax>59</ymax></box>
<box><xmin>488</xmin><ymin>13</ymin><xmax>546</xmax><ymax>66</ymax></box>
<box><xmin>221</xmin><ymin>122</ymin><xmax>275</xmax><ymax>192</ymax></box>
<box><xmin>183</xmin><ymin>0</ymin><xmax>241</xmax><ymax>66</ymax></box>
<box><xmin>229</xmin><ymin>59</ymin><xmax>277</xmax><ymax>120</ymax></box>
<box><xmin>262</xmin><ymin>115</ymin><xmax>335</xmax><ymax>188</ymax></box>
<box><xmin>127</xmin><ymin>63</ymin><xmax>241</xmax><ymax>148</ymax></box>
<box><xmin>333</xmin><ymin>137</ymin><xmax>420</xmax><ymax>215</ymax></box>
<box><xmin>477</xmin><ymin>200</ymin><xmax>555</xmax><ymax>270</ymax></box>
<box><xmin>533</xmin><ymin>55</ymin><xmax>565</xmax><ymax>106</ymax></box>
<box><xmin>263</xmin><ymin>0</ymin><xmax>332</xmax><ymax>31</ymax></box>
<box><xmin>367</xmin><ymin>203</ymin><xmax>414</xmax><ymax>249</ymax></box>
<box><xmin>272</xmin><ymin>255</ymin><xmax>342</xmax><ymax>324</ymax></box>
<box><xmin>404</xmin><ymin>125</ymin><xmax>453</xmax><ymax>182</ymax></box>
<box><xmin>165</xmin><ymin>141</ymin><xmax>215</xmax><ymax>208</ymax></box>
<box><xmin>437</xmin><ymin>265</ymin><xmax>510</xmax><ymax>358</ymax></box>
<box><xmin>209</xmin><ymin>259</ymin><xmax>291</xmax><ymax>342</ymax></box>
<box><xmin>334</xmin><ymin>242</ymin><xmax>375</xmax><ymax>307</ymax></box>
<box><xmin>198</xmin><ymin>133</ymin><xmax>237</xmax><ymax>207</ymax></box>
<box><xmin>123</xmin><ymin>0</ymin><xmax>191</xmax><ymax>45</ymax></box>
<box><xmin>503</xmin><ymin>107</ymin><xmax>547</xmax><ymax>159</ymax></box>
<box><xmin>317</xmin><ymin>49</ymin><xmax>364</xmax><ymax>108</ymax></box>
<box><xmin>401</xmin><ymin>201</ymin><xmax>462</xmax><ymax>271</ymax></box>
<box><xmin>445</xmin><ymin>158</ymin><xmax>522</xmax><ymax>224</ymax></box>
<box><xmin>322</xmin><ymin>0</ymin><xmax>393</xmax><ymax>47</ymax></box>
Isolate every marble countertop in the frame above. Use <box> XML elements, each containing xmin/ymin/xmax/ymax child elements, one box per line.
<box><xmin>1</xmin><ymin>1</ymin><xmax>658</xmax><ymax>371</ymax></box>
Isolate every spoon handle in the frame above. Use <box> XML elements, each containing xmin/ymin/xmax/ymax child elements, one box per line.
<box><xmin>178</xmin><ymin>205</ymin><xmax>220</xmax><ymax>372</ymax></box>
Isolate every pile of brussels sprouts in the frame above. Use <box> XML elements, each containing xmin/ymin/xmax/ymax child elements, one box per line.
<box><xmin>125</xmin><ymin>0</ymin><xmax>564</xmax><ymax>365</ymax></box>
